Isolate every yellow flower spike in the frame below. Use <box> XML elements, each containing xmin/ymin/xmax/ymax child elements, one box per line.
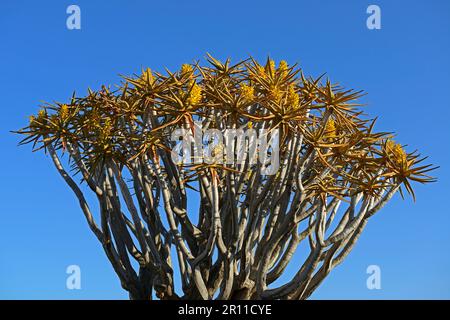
<box><xmin>269</xmin><ymin>86</ymin><xmax>282</xmax><ymax>103</ymax></box>
<box><xmin>386</xmin><ymin>139</ymin><xmax>395</xmax><ymax>151</ymax></box>
<box><xmin>257</xmin><ymin>65</ymin><xmax>266</xmax><ymax>77</ymax></box>
<box><xmin>323</xmin><ymin>119</ymin><xmax>337</xmax><ymax>138</ymax></box>
<box><xmin>59</xmin><ymin>104</ymin><xmax>69</xmax><ymax>121</ymax></box>
<box><xmin>279</xmin><ymin>60</ymin><xmax>288</xmax><ymax>76</ymax></box>
<box><xmin>29</xmin><ymin>115</ymin><xmax>36</xmax><ymax>126</ymax></box>
<box><xmin>394</xmin><ymin>145</ymin><xmax>407</xmax><ymax>163</ymax></box>
<box><xmin>38</xmin><ymin>109</ymin><xmax>46</xmax><ymax>119</ymax></box>
<box><xmin>247</xmin><ymin>121</ymin><xmax>253</xmax><ymax>129</ymax></box>
<box><xmin>29</xmin><ymin>109</ymin><xmax>47</xmax><ymax>127</ymax></box>
<box><xmin>187</xmin><ymin>83</ymin><xmax>202</xmax><ymax>105</ymax></box>
<box><xmin>287</xmin><ymin>84</ymin><xmax>299</xmax><ymax>107</ymax></box>
<box><xmin>181</xmin><ymin>64</ymin><xmax>193</xmax><ymax>75</ymax></box>
<box><xmin>240</xmin><ymin>84</ymin><xmax>255</xmax><ymax>101</ymax></box>
<box><xmin>268</xmin><ymin>59</ymin><xmax>276</xmax><ymax>75</ymax></box>
<box><xmin>98</xmin><ymin>118</ymin><xmax>113</xmax><ymax>146</ymax></box>
<box><xmin>386</xmin><ymin>139</ymin><xmax>407</xmax><ymax>166</ymax></box>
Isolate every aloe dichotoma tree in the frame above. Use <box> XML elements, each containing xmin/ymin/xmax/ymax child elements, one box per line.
<box><xmin>16</xmin><ymin>56</ymin><xmax>436</xmax><ymax>300</ymax></box>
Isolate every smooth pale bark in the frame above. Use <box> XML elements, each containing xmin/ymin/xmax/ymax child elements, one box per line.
<box><xmin>44</xmin><ymin>120</ymin><xmax>399</xmax><ymax>300</ymax></box>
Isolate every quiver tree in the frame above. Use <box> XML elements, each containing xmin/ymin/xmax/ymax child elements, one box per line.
<box><xmin>16</xmin><ymin>56</ymin><xmax>436</xmax><ymax>300</ymax></box>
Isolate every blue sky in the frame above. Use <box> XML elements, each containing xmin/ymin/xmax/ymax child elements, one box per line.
<box><xmin>1</xmin><ymin>0</ymin><xmax>449</xmax><ymax>299</ymax></box>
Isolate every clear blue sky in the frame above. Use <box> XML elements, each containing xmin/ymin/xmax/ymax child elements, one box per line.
<box><xmin>1</xmin><ymin>0</ymin><xmax>449</xmax><ymax>299</ymax></box>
